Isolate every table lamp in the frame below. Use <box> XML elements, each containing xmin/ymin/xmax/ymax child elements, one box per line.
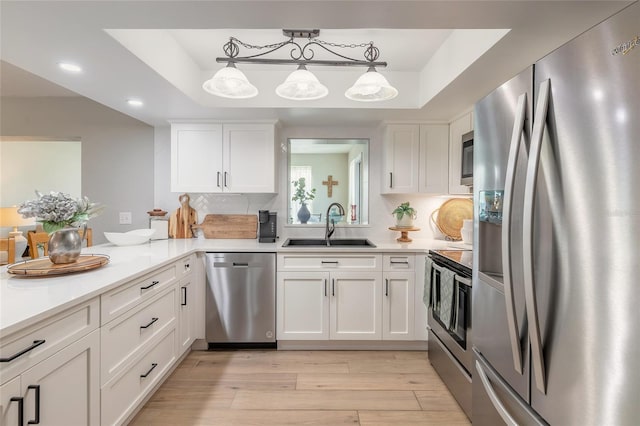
<box><xmin>0</xmin><ymin>206</ymin><xmax>35</xmax><ymax>260</ymax></box>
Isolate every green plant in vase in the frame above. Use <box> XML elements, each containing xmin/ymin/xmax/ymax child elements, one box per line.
<box><xmin>392</xmin><ymin>201</ymin><xmax>417</xmax><ymax>228</ymax></box>
<box><xmin>292</xmin><ymin>177</ymin><xmax>316</xmax><ymax>224</ymax></box>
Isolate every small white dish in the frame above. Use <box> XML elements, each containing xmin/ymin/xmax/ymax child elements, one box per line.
<box><xmin>104</xmin><ymin>229</ymin><xmax>156</xmax><ymax>246</ymax></box>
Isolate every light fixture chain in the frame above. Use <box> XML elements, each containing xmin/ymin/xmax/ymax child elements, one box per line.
<box><xmin>230</xmin><ymin>37</ymin><xmax>290</xmax><ymax>51</ymax></box>
<box><xmin>315</xmin><ymin>39</ymin><xmax>373</xmax><ymax>49</ymax></box>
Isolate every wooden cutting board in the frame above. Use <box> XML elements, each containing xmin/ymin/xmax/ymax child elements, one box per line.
<box><xmin>192</xmin><ymin>214</ymin><xmax>258</xmax><ymax>239</ymax></box>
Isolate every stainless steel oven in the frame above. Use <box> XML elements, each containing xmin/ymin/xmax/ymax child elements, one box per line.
<box><xmin>427</xmin><ymin>249</ymin><xmax>472</xmax><ymax>418</ymax></box>
<box><xmin>461</xmin><ymin>131</ymin><xmax>474</xmax><ymax>186</ymax></box>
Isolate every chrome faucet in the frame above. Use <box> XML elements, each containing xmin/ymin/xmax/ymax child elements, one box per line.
<box><xmin>325</xmin><ymin>202</ymin><xmax>345</xmax><ymax>245</ymax></box>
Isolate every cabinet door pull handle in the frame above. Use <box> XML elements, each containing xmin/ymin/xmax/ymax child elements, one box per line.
<box><xmin>385</xmin><ymin>279</ymin><xmax>389</xmax><ymax>296</ymax></box>
<box><xmin>390</xmin><ymin>172</ymin><xmax>393</xmax><ymax>188</ymax></box>
<box><xmin>217</xmin><ymin>171</ymin><xmax>221</xmax><ymax>188</ymax></box>
<box><xmin>181</xmin><ymin>286</ymin><xmax>187</xmax><ymax>306</ymax></box>
<box><xmin>390</xmin><ymin>260</ymin><xmax>410</xmax><ymax>265</ymax></box>
<box><xmin>140</xmin><ymin>363</ymin><xmax>158</xmax><ymax>378</ymax></box>
<box><xmin>184</xmin><ymin>263</ymin><xmax>190</xmax><ymax>271</ymax></box>
<box><xmin>321</xmin><ymin>261</ymin><xmax>338</xmax><ymax>264</ymax></box>
<box><xmin>324</xmin><ymin>279</ymin><xmax>327</xmax><ymax>297</ymax></box>
<box><xmin>10</xmin><ymin>397</ymin><xmax>23</xmax><ymax>426</ymax></box>
<box><xmin>140</xmin><ymin>280</ymin><xmax>160</xmax><ymax>290</ymax></box>
<box><xmin>140</xmin><ymin>317</ymin><xmax>159</xmax><ymax>329</ymax></box>
<box><xmin>332</xmin><ymin>279</ymin><xmax>335</xmax><ymax>297</ymax></box>
<box><xmin>224</xmin><ymin>172</ymin><xmax>228</xmax><ymax>187</ymax></box>
<box><xmin>27</xmin><ymin>385</ymin><xmax>40</xmax><ymax>425</ymax></box>
<box><xmin>0</xmin><ymin>340</ymin><xmax>46</xmax><ymax>363</ymax></box>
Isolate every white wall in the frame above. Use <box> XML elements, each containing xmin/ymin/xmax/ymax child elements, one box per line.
<box><xmin>0</xmin><ymin>97</ymin><xmax>154</xmax><ymax>243</ymax></box>
<box><xmin>154</xmin><ymin>123</ymin><xmax>457</xmax><ymax>243</ymax></box>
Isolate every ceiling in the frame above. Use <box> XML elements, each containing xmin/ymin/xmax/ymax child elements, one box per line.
<box><xmin>0</xmin><ymin>1</ymin><xmax>633</xmax><ymax>127</ymax></box>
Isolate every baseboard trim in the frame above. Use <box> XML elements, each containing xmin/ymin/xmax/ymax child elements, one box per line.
<box><xmin>277</xmin><ymin>340</ymin><xmax>428</xmax><ymax>350</ymax></box>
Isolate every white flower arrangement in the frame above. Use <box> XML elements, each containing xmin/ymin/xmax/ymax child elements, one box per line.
<box><xmin>18</xmin><ymin>190</ymin><xmax>103</xmax><ymax>234</ymax></box>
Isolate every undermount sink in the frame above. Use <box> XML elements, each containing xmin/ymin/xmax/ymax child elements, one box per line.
<box><xmin>282</xmin><ymin>238</ymin><xmax>376</xmax><ymax>248</ymax></box>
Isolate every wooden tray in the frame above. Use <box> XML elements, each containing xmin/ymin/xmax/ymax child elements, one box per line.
<box><xmin>7</xmin><ymin>254</ymin><xmax>110</xmax><ymax>276</ymax></box>
<box><xmin>192</xmin><ymin>214</ymin><xmax>258</xmax><ymax>239</ymax></box>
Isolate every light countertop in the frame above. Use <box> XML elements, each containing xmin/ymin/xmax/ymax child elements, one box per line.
<box><xmin>0</xmin><ymin>237</ymin><xmax>467</xmax><ymax>338</ymax></box>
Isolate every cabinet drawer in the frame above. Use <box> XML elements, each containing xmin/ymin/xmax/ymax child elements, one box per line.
<box><xmin>0</xmin><ymin>298</ymin><xmax>99</xmax><ymax>385</ymax></box>
<box><xmin>101</xmin><ymin>264</ymin><xmax>177</xmax><ymax>325</ymax></box>
<box><xmin>383</xmin><ymin>254</ymin><xmax>415</xmax><ymax>271</ymax></box>
<box><xmin>100</xmin><ymin>287</ymin><xmax>177</xmax><ymax>385</ymax></box>
<box><xmin>278</xmin><ymin>254</ymin><xmax>382</xmax><ymax>271</ymax></box>
<box><xmin>101</xmin><ymin>328</ymin><xmax>177</xmax><ymax>426</ymax></box>
<box><xmin>178</xmin><ymin>254</ymin><xmax>195</xmax><ymax>278</ymax></box>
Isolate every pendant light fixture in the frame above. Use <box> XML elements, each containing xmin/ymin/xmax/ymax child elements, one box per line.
<box><xmin>345</xmin><ymin>66</ymin><xmax>398</xmax><ymax>101</ymax></box>
<box><xmin>202</xmin><ymin>62</ymin><xmax>258</xmax><ymax>99</ymax></box>
<box><xmin>275</xmin><ymin>64</ymin><xmax>328</xmax><ymax>100</ymax></box>
<box><xmin>203</xmin><ymin>30</ymin><xmax>397</xmax><ymax>101</ymax></box>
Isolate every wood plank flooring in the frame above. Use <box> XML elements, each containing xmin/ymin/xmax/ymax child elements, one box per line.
<box><xmin>130</xmin><ymin>350</ymin><xmax>470</xmax><ymax>426</ymax></box>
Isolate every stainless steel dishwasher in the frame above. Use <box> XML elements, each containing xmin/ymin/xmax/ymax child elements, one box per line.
<box><xmin>205</xmin><ymin>252</ymin><xmax>276</xmax><ymax>347</ymax></box>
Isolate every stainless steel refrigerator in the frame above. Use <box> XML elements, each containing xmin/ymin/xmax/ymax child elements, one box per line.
<box><xmin>472</xmin><ymin>3</ymin><xmax>639</xmax><ymax>425</ymax></box>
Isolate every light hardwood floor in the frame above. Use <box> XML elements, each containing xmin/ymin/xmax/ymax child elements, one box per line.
<box><xmin>130</xmin><ymin>350</ymin><xmax>470</xmax><ymax>426</ymax></box>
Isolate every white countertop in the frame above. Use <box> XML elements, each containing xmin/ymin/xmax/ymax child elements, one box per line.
<box><xmin>0</xmin><ymin>237</ymin><xmax>466</xmax><ymax>338</ymax></box>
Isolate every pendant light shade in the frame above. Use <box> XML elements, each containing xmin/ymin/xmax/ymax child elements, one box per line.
<box><xmin>202</xmin><ymin>63</ymin><xmax>258</xmax><ymax>99</ymax></box>
<box><xmin>275</xmin><ymin>65</ymin><xmax>328</xmax><ymax>100</ymax></box>
<box><xmin>345</xmin><ymin>67</ymin><xmax>398</xmax><ymax>102</ymax></box>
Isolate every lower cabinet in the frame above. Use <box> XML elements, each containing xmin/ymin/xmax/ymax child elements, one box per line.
<box><xmin>178</xmin><ymin>276</ymin><xmax>198</xmax><ymax>353</ymax></box>
<box><xmin>101</xmin><ymin>328</ymin><xmax>177</xmax><ymax>425</ymax></box>
<box><xmin>277</xmin><ymin>253</ymin><xmax>421</xmax><ymax>343</ymax></box>
<box><xmin>0</xmin><ymin>330</ymin><xmax>100</xmax><ymax>426</ymax></box>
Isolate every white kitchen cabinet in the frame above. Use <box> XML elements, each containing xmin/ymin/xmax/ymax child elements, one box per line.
<box><xmin>382</xmin><ymin>254</ymin><xmax>416</xmax><ymax>341</ymax></box>
<box><xmin>381</xmin><ymin>124</ymin><xmax>420</xmax><ymax>193</ymax></box>
<box><xmin>448</xmin><ymin>111</ymin><xmax>474</xmax><ymax>195</ymax></box>
<box><xmin>330</xmin><ymin>271</ymin><xmax>382</xmax><ymax>340</ymax></box>
<box><xmin>419</xmin><ymin>124</ymin><xmax>449</xmax><ymax>194</ymax></box>
<box><xmin>170</xmin><ymin>122</ymin><xmax>276</xmax><ymax>193</ymax></box>
<box><xmin>19</xmin><ymin>330</ymin><xmax>100</xmax><ymax>426</ymax></box>
<box><xmin>277</xmin><ymin>253</ymin><xmax>387</xmax><ymax>341</ymax></box>
<box><xmin>277</xmin><ymin>271</ymin><xmax>330</xmax><ymax>340</ymax></box>
<box><xmin>0</xmin><ymin>376</ymin><xmax>21</xmax><ymax>426</ymax></box>
<box><xmin>382</xmin><ymin>124</ymin><xmax>449</xmax><ymax>194</ymax></box>
<box><xmin>178</xmin><ymin>276</ymin><xmax>197</xmax><ymax>353</ymax></box>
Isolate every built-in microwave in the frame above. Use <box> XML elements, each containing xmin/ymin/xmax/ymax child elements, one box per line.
<box><xmin>460</xmin><ymin>131</ymin><xmax>473</xmax><ymax>186</ymax></box>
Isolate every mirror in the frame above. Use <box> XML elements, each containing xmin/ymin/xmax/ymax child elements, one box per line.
<box><xmin>288</xmin><ymin>138</ymin><xmax>369</xmax><ymax>225</ymax></box>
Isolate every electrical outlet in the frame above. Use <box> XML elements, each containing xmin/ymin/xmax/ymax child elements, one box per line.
<box><xmin>119</xmin><ymin>212</ymin><xmax>132</xmax><ymax>225</ymax></box>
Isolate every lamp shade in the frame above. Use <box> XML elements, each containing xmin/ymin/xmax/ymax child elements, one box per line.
<box><xmin>275</xmin><ymin>66</ymin><xmax>328</xmax><ymax>101</ymax></box>
<box><xmin>345</xmin><ymin>68</ymin><xmax>398</xmax><ymax>102</ymax></box>
<box><xmin>0</xmin><ymin>206</ymin><xmax>34</xmax><ymax>231</ymax></box>
<box><xmin>202</xmin><ymin>64</ymin><xmax>258</xmax><ymax>99</ymax></box>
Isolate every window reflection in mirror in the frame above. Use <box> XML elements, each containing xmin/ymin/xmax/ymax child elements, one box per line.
<box><xmin>288</xmin><ymin>138</ymin><xmax>368</xmax><ymax>225</ymax></box>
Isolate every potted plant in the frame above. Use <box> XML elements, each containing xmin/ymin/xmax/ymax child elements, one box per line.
<box><xmin>392</xmin><ymin>201</ymin><xmax>417</xmax><ymax>228</ymax></box>
<box><xmin>291</xmin><ymin>177</ymin><xmax>316</xmax><ymax>224</ymax></box>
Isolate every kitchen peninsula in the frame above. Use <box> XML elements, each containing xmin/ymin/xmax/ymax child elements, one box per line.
<box><xmin>0</xmin><ymin>237</ymin><xmax>459</xmax><ymax>424</ymax></box>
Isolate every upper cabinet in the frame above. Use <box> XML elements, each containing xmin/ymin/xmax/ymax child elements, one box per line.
<box><xmin>381</xmin><ymin>124</ymin><xmax>448</xmax><ymax>194</ymax></box>
<box><xmin>170</xmin><ymin>122</ymin><xmax>276</xmax><ymax>193</ymax></box>
<box><xmin>448</xmin><ymin>112</ymin><xmax>474</xmax><ymax>195</ymax></box>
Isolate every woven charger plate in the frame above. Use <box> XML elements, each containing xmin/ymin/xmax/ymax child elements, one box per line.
<box><xmin>435</xmin><ymin>198</ymin><xmax>473</xmax><ymax>240</ymax></box>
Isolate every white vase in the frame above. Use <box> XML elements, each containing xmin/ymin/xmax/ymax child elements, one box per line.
<box><xmin>396</xmin><ymin>215</ymin><xmax>414</xmax><ymax>228</ymax></box>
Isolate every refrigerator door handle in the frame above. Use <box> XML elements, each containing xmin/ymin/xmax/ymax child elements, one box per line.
<box><xmin>475</xmin><ymin>360</ymin><xmax>519</xmax><ymax>426</ymax></box>
<box><xmin>523</xmin><ymin>79</ymin><xmax>551</xmax><ymax>394</ymax></box>
<box><xmin>502</xmin><ymin>92</ymin><xmax>527</xmax><ymax>375</ymax></box>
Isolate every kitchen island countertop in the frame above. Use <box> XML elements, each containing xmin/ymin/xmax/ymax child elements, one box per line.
<box><xmin>0</xmin><ymin>237</ymin><xmax>465</xmax><ymax>337</ymax></box>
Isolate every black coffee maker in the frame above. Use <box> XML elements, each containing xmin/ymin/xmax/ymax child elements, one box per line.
<box><xmin>258</xmin><ymin>210</ymin><xmax>277</xmax><ymax>243</ymax></box>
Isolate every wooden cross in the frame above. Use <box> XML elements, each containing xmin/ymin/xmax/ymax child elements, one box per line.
<box><xmin>322</xmin><ymin>175</ymin><xmax>339</xmax><ymax>197</ymax></box>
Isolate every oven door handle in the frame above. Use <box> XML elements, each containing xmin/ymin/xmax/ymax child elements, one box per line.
<box><xmin>454</xmin><ymin>274</ymin><xmax>471</xmax><ymax>287</ymax></box>
<box><xmin>502</xmin><ymin>91</ymin><xmax>528</xmax><ymax>375</ymax></box>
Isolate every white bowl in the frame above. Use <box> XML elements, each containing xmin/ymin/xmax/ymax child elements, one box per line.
<box><xmin>104</xmin><ymin>229</ymin><xmax>156</xmax><ymax>246</ymax></box>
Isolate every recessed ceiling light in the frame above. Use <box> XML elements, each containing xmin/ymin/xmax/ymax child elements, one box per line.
<box><xmin>127</xmin><ymin>99</ymin><xmax>144</xmax><ymax>107</ymax></box>
<box><xmin>58</xmin><ymin>62</ymin><xmax>82</xmax><ymax>73</ymax></box>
